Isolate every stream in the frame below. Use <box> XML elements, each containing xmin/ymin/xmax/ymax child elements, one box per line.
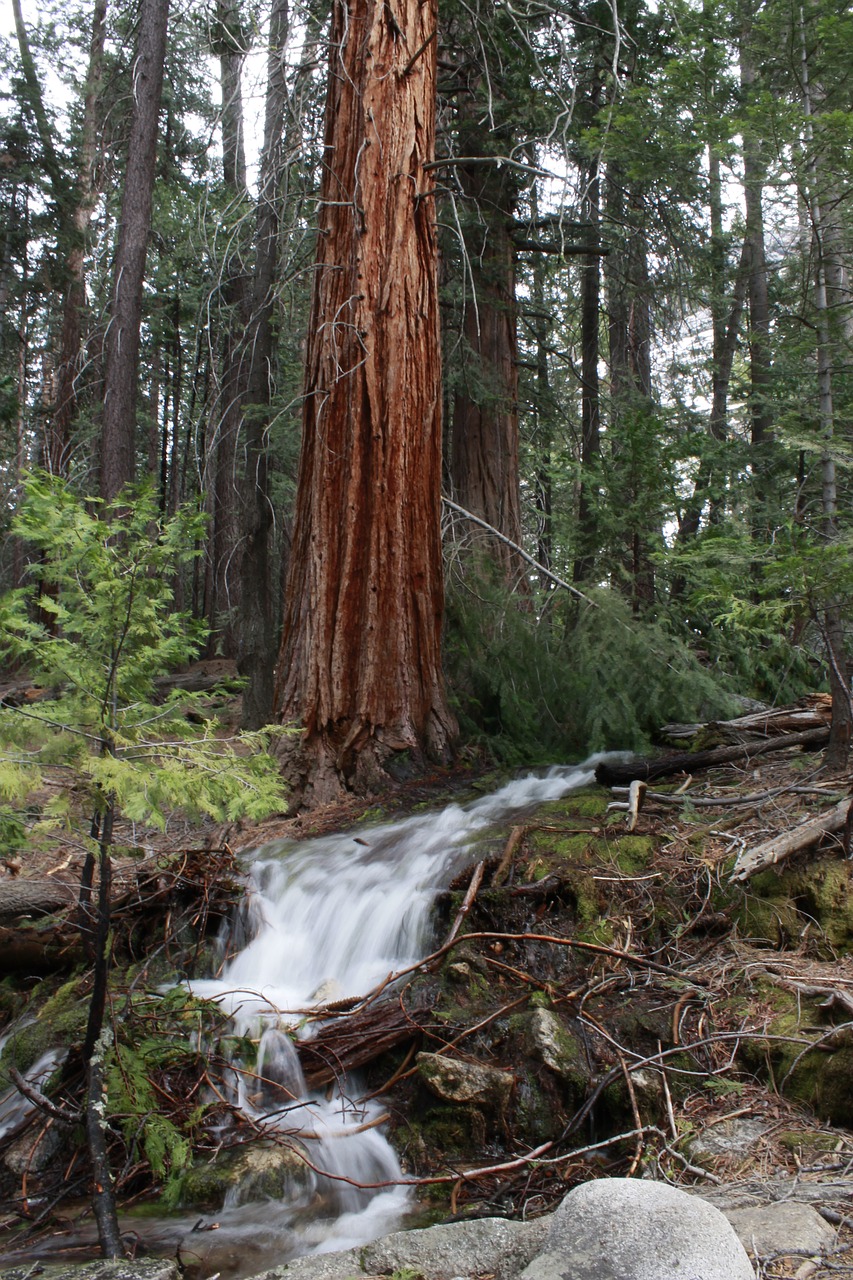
<box><xmin>0</xmin><ymin>761</ymin><xmax>603</xmax><ymax>1274</ymax></box>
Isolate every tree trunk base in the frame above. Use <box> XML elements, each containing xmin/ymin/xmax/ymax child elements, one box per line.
<box><xmin>278</xmin><ymin>720</ymin><xmax>455</xmax><ymax>809</ymax></box>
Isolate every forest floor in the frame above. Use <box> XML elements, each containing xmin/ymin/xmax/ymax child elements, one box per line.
<box><xmin>2</xmin><ymin>703</ymin><xmax>853</xmax><ymax>1280</ymax></box>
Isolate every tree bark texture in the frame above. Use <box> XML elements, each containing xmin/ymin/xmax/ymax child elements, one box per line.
<box><xmin>236</xmin><ymin>0</ymin><xmax>288</xmax><ymax>727</ymax></box>
<box><xmin>100</xmin><ymin>0</ymin><xmax>169</xmax><ymax>502</ymax></box>
<box><xmin>739</xmin><ymin>1</ymin><xmax>775</xmax><ymax>533</ymax></box>
<box><xmin>450</xmin><ymin>128</ymin><xmax>524</xmax><ymax>583</ymax></box>
<box><xmin>203</xmin><ymin>0</ymin><xmax>250</xmax><ymax>658</ymax></box>
<box><xmin>275</xmin><ymin>0</ymin><xmax>456</xmax><ymax>801</ymax></box>
<box><xmin>573</xmin><ymin>162</ymin><xmax>601</xmax><ymax>585</ymax></box>
<box><xmin>604</xmin><ymin>170</ymin><xmax>656</xmax><ymax>609</ymax></box>
<box><xmin>48</xmin><ymin>0</ymin><xmax>107</xmax><ymax>476</ymax></box>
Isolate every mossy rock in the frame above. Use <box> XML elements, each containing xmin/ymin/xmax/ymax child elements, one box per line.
<box><xmin>529</xmin><ymin>831</ymin><xmax>603</xmax><ymax>865</ymax></box>
<box><xmin>783</xmin><ymin>857</ymin><xmax>853</xmax><ymax>952</ymax></box>
<box><xmin>732</xmin><ymin>880</ymin><xmax>802</xmax><ymax>948</ymax></box>
<box><xmin>513</xmin><ymin>1008</ymin><xmax>590</xmax><ymax>1103</ymax></box>
<box><xmin>513</xmin><ymin>1069</ymin><xmax>564</xmax><ymax>1145</ymax></box>
<box><xmin>0</xmin><ymin>980</ymin><xmax>87</xmax><ymax>1086</ymax></box>
<box><xmin>412</xmin><ymin>1103</ymin><xmax>488</xmax><ymax>1157</ymax></box>
<box><xmin>610</xmin><ymin>836</ymin><xmax>653</xmax><ymax>875</ymax></box>
<box><xmin>177</xmin><ymin>1140</ymin><xmax>312</xmax><ymax>1210</ymax></box>
<box><xmin>734</xmin><ymin>979</ymin><xmax>853</xmax><ymax>1127</ymax></box>
<box><xmin>729</xmin><ymin>857</ymin><xmax>853</xmax><ymax>954</ymax></box>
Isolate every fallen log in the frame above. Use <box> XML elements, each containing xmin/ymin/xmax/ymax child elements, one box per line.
<box><xmin>660</xmin><ymin>698</ymin><xmax>832</xmax><ymax>744</ymax></box>
<box><xmin>595</xmin><ymin>726</ymin><xmax>831</xmax><ymax>787</ymax></box>
<box><xmin>0</xmin><ymin>922</ymin><xmax>84</xmax><ymax>973</ymax></box>
<box><xmin>297</xmin><ymin>994</ymin><xmax>436</xmax><ymax>1089</ymax></box>
<box><xmin>730</xmin><ymin>796</ymin><xmax>853</xmax><ymax>881</ymax></box>
<box><xmin>0</xmin><ymin>878</ymin><xmax>76</xmax><ymax>923</ymax></box>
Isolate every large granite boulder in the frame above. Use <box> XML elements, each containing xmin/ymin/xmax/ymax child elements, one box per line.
<box><xmin>519</xmin><ymin>1178</ymin><xmax>755</xmax><ymax>1280</ymax></box>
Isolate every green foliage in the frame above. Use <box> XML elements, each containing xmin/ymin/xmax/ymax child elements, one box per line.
<box><xmin>445</xmin><ymin>570</ymin><xmax>736</xmax><ymax>762</ymax></box>
<box><xmin>0</xmin><ymin>473</ymin><xmax>288</xmax><ymax>846</ymax></box>
<box><xmin>104</xmin><ymin>988</ymin><xmax>222</xmax><ymax>1207</ymax></box>
<box><xmin>666</xmin><ymin>524</ymin><xmax>846</xmax><ymax>703</ymax></box>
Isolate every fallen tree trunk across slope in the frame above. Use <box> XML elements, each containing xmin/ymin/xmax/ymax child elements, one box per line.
<box><xmin>595</xmin><ymin>726</ymin><xmax>830</xmax><ymax>786</ymax></box>
<box><xmin>730</xmin><ymin>796</ymin><xmax>853</xmax><ymax>881</ymax></box>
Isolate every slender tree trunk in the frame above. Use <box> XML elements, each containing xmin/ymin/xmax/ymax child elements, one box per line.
<box><xmin>236</xmin><ymin>0</ymin><xmax>288</xmax><ymax>728</ymax></box>
<box><xmin>674</xmin><ymin>158</ymin><xmax>748</xmax><ymax>563</ymax></box>
<box><xmin>100</xmin><ymin>0</ymin><xmax>169</xmax><ymax>502</ymax></box>
<box><xmin>204</xmin><ymin>0</ymin><xmax>250</xmax><ymax>657</ymax></box>
<box><xmin>605</xmin><ymin>170</ymin><xmax>656</xmax><ymax>610</ymax></box>
<box><xmin>573</xmin><ymin>162</ymin><xmax>601</xmax><ymax>585</ymax></box>
<box><xmin>529</xmin><ymin>189</ymin><xmax>554</xmax><ymax>585</ymax></box>
<box><xmin>797</xmin><ymin>6</ymin><xmax>851</xmax><ymax>770</ymax></box>
<box><xmin>739</xmin><ymin>2</ymin><xmax>775</xmax><ymax>531</ymax></box>
<box><xmin>275</xmin><ymin>0</ymin><xmax>456</xmax><ymax>802</ymax></box>
<box><xmin>49</xmin><ymin>0</ymin><xmax>107</xmax><ymax>475</ymax></box>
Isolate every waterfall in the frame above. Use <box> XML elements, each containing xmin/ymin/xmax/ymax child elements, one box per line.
<box><xmin>191</xmin><ymin>762</ymin><xmax>600</xmax><ymax>1259</ymax></box>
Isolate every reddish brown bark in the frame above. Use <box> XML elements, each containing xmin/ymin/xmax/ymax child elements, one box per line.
<box><xmin>274</xmin><ymin>0</ymin><xmax>456</xmax><ymax>802</ymax></box>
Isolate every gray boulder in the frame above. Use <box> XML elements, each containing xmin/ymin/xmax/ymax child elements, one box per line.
<box><xmin>520</xmin><ymin>1178</ymin><xmax>755</xmax><ymax>1280</ymax></box>
<box><xmin>364</xmin><ymin>1215</ymin><xmax>549</xmax><ymax>1280</ymax></box>
<box><xmin>725</xmin><ymin>1202</ymin><xmax>836</xmax><ymax>1259</ymax></box>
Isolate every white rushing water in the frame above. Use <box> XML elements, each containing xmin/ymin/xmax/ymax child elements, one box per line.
<box><xmin>190</xmin><ymin>761</ymin><xmax>603</xmax><ymax>1261</ymax></box>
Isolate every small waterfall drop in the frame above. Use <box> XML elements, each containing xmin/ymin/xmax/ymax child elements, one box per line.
<box><xmin>192</xmin><ymin>761</ymin><xmax>600</xmax><ymax>1263</ymax></box>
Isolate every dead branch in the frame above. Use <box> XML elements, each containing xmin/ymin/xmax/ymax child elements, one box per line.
<box><xmin>730</xmin><ymin>797</ymin><xmax>853</xmax><ymax>881</ymax></box>
<box><xmin>444</xmin><ymin>860</ymin><xmax>486</xmax><ymax>948</ymax></box>
<box><xmin>9</xmin><ymin>1067</ymin><xmax>78</xmax><ymax>1126</ymax></box>
<box><xmin>607</xmin><ymin>780</ymin><xmax>647</xmax><ymax>829</ymax></box>
<box><xmin>492</xmin><ymin>826</ymin><xmax>526</xmax><ymax>886</ymax></box>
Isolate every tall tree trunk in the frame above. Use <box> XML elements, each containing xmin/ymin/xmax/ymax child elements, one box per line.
<box><xmin>236</xmin><ymin>0</ymin><xmax>288</xmax><ymax>728</ymax></box>
<box><xmin>100</xmin><ymin>0</ymin><xmax>169</xmax><ymax>502</ymax></box>
<box><xmin>450</xmin><ymin>111</ymin><xmax>524</xmax><ymax>584</ymax></box>
<box><xmin>204</xmin><ymin>0</ymin><xmax>250</xmax><ymax>657</ymax></box>
<box><xmin>529</xmin><ymin>190</ymin><xmax>554</xmax><ymax>586</ymax></box>
<box><xmin>605</xmin><ymin>170</ymin><xmax>656</xmax><ymax>610</ymax></box>
<box><xmin>573</xmin><ymin>162</ymin><xmax>601</xmax><ymax>585</ymax></box>
<box><xmin>739</xmin><ymin>1</ymin><xmax>775</xmax><ymax>532</ymax></box>
<box><xmin>48</xmin><ymin>0</ymin><xmax>107</xmax><ymax>475</ymax></box>
<box><xmin>798</xmin><ymin>6</ymin><xmax>851</xmax><ymax>771</ymax></box>
<box><xmin>674</xmin><ymin>154</ymin><xmax>748</xmax><ymax>564</ymax></box>
<box><xmin>275</xmin><ymin>0</ymin><xmax>456</xmax><ymax>802</ymax></box>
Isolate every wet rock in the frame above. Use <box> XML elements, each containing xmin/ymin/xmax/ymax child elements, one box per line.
<box><xmin>520</xmin><ymin>1178</ymin><xmax>755</xmax><ymax>1280</ymax></box>
<box><xmin>363</xmin><ymin>1215</ymin><xmax>549</xmax><ymax>1280</ymax></box>
<box><xmin>725</xmin><ymin>1202</ymin><xmax>837</xmax><ymax>1258</ymax></box>
<box><xmin>178</xmin><ymin>1219</ymin><xmax>301</xmax><ymax>1280</ymax></box>
<box><xmin>0</xmin><ymin>1263</ymin><xmax>178</xmax><ymax>1280</ymax></box>
<box><xmin>179</xmin><ymin>1140</ymin><xmax>313</xmax><ymax>1210</ymax></box>
<box><xmin>416</xmin><ymin>1052</ymin><xmax>514</xmax><ymax>1110</ymax></box>
<box><xmin>255</xmin><ymin>1250</ymin><xmax>364</xmax><ymax>1280</ymax></box>
<box><xmin>4</xmin><ymin>1114</ymin><xmax>67</xmax><ymax>1176</ymax></box>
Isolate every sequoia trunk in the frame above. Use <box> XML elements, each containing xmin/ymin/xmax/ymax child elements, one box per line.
<box><xmin>274</xmin><ymin>0</ymin><xmax>456</xmax><ymax>802</ymax></box>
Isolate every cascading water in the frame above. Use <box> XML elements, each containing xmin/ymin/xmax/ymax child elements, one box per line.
<box><xmin>187</xmin><ymin>761</ymin><xmax>603</xmax><ymax>1266</ymax></box>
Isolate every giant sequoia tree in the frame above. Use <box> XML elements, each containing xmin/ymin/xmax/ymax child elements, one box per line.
<box><xmin>274</xmin><ymin>0</ymin><xmax>457</xmax><ymax>801</ymax></box>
